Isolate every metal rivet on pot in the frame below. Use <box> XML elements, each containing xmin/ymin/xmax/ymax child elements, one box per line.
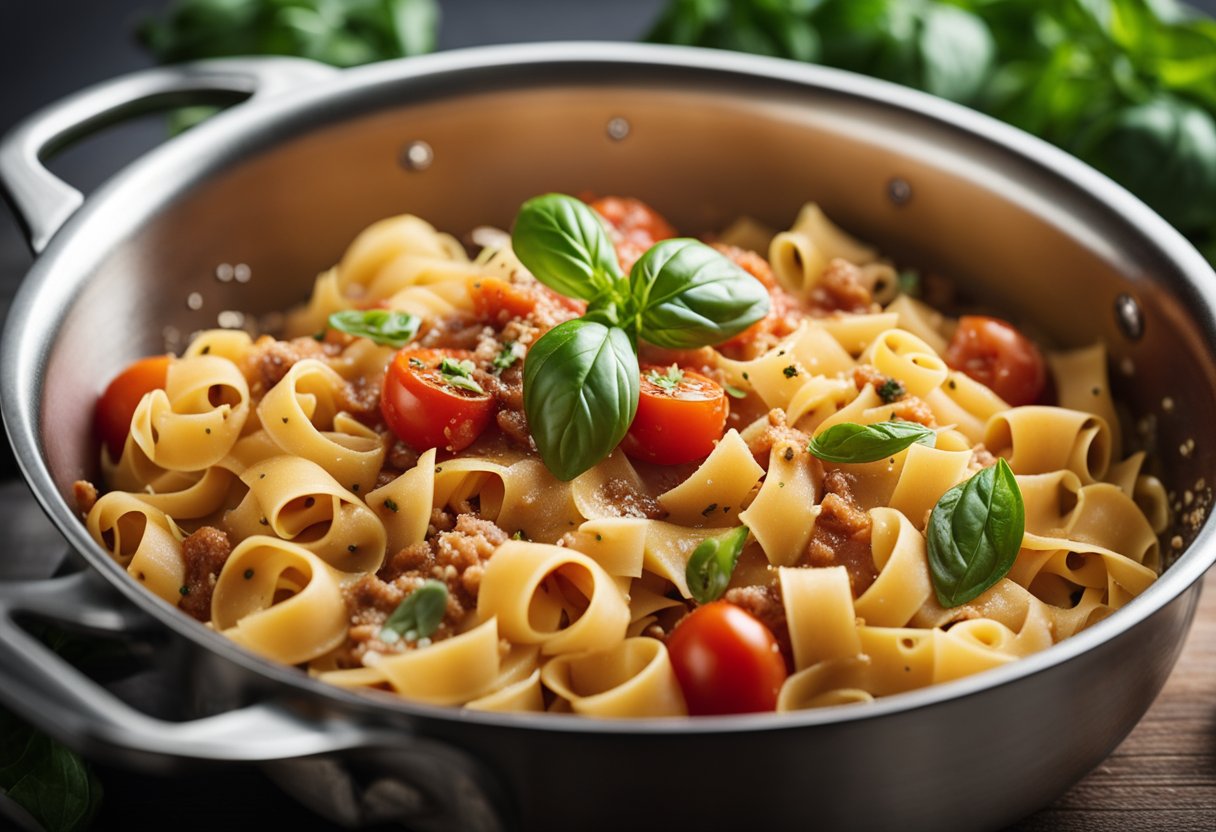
<box><xmin>1115</xmin><ymin>293</ymin><xmax>1144</xmax><ymax>341</ymax></box>
<box><xmin>887</xmin><ymin>178</ymin><xmax>912</xmax><ymax>206</ymax></box>
<box><xmin>607</xmin><ymin>117</ymin><xmax>630</xmax><ymax>141</ymax></box>
<box><xmin>400</xmin><ymin>140</ymin><xmax>434</xmax><ymax>171</ymax></box>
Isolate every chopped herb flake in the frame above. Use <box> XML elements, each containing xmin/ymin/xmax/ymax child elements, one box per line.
<box><xmin>878</xmin><ymin>378</ymin><xmax>906</xmax><ymax>404</ymax></box>
<box><xmin>439</xmin><ymin>357</ymin><xmax>486</xmax><ymax>394</ymax></box>
<box><xmin>646</xmin><ymin>365</ymin><xmax>685</xmax><ymax>392</ymax></box>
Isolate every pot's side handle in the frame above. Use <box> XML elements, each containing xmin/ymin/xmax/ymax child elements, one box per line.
<box><xmin>0</xmin><ymin>569</ymin><xmax>389</xmax><ymax>765</ymax></box>
<box><xmin>0</xmin><ymin>57</ymin><xmax>337</xmax><ymax>254</ymax></box>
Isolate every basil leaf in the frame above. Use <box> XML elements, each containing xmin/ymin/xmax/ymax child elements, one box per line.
<box><xmin>523</xmin><ymin>319</ymin><xmax>639</xmax><ymax>481</ymax></box>
<box><xmin>928</xmin><ymin>458</ymin><xmax>1025</xmax><ymax>608</ymax></box>
<box><xmin>381</xmin><ymin>579</ymin><xmax>448</xmax><ymax>642</ymax></box>
<box><xmin>808</xmin><ymin>420</ymin><xmax>936</xmax><ymax>463</ymax></box>
<box><xmin>511</xmin><ymin>194</ymin><xmax>624</xmax><ymax>301</ymax></box>
<box><xmin>686</xmin><ymin>525</ymin><xmax>750</xmax><ymax>604</ymax></box>
<box><xmin>327</xmin><ymin>309</ymin><xmax>420</xmax><ymax>348</ymax></box>
<box><xmin>631</xmin><ymin>239</ymin><xmax>770</xmax><ymax>349</ymax></box>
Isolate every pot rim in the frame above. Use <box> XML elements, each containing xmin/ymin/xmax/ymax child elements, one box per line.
<box><xmin>4</xmin><ymin>41</ymin><xmax>1215</xmax><ymax>735</ymax></box>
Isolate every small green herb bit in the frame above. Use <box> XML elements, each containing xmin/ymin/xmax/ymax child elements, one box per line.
<box><xmin>807</xmin><ymin>420</ymin><xmax>935</xmax><ymax>463</ymax></box>
<box><xmin>438</xmin><ymin>357</ymin><xmax>485</xmax><ymax>395</ymax></box>
<box><xmin>327</xmin><ymin>309</ymin><xmax>420</xmax><ymax>348</ymax></box>
<box><xmin>927</xmin><ymin>459</ymin><xmax>1025</xmax><ymax>608</ymax></box>
<box><xmin>646</xmin><ymin>366</ymin><xmax>685</xmax><ymax>392</ymax></box>
<box><xmin>686</xmin><ymin>525</ymin><xmax>750</xmax><ymax>604</ymax></box>
<box><xmin>493</xmin><ymin>341</ymin><xmax>521</xmax><ymax>373</ymax></box>
<box><xmin>380</xmin><ymin>579</ymin><xmax>449</xmax><ymax>643</ymax></box>
<box><xmin>877</xmin><ymin>378</ymin><xmax>906</xmax><ymax>403</ymax></box>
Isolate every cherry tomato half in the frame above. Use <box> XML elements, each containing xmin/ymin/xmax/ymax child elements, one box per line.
<box><xmin>95</xmin><ymin>355</ymin><xmax>171</xmax><ymax>460</ymax></box>
<box><xmin>944</xmin><ymin>315</ymin><xmax>1048</xmax><ymax>407</ymax></box>
<box><xmin>590</xmin><ymin>196</ymin><xmax>677</xmax><ymax>273</ymax></box>
<box><xmin>381</xmin><ymin>348</ymin><xmax>495</xmax><ymax>452</ymax></box>
<box><xmin>667</xmin><ymin>601</ymin><xmax>787</xmax><ymax>716</ymax></box>
<box><xmin>621</xmin><ymin>366</ymin><xmax>728</xmax><ymax>465</ymax></box>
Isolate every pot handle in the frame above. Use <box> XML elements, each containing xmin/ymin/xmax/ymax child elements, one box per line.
<box><xmin>0</xmin><ymin>568</ymin><xmax>390</xmax><ymax>764</ymax></box>
<box><xmin>0</xmin><ymin>57</ymin><xmax>337</xmax><ymax>254</ymax></box>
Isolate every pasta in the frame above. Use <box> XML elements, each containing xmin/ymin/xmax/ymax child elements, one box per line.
<box><xmin>78</xmin><ymin>196</ymin><xmax>1167</xmax><ymax>718</ymax></box>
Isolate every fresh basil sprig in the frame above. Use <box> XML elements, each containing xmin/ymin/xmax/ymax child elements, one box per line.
<box><xmin>327</xmin><ymin>309</ymin><xmax>420</xmax><ymax>348</ymax></box>
<box><xmin>927</xmin><ymin>459</ymin><xmax>1025</xmax><ymax>608</ymax></box>
<box><xmin>686</xmin><ymin>525</ymin><xmax>750</xmax><ymax>604</ymax></box>
<box><xmin>512</xmin><ymin>194</ymin><xmax>769</xmax><ymax>480</ymax></box>
<box><xmin>380</xmin><ymin>579</ymin><xmax>448</xmax><ymax>642</ymax></box>
<box><xmin>808</xmin><ymin>420</ymin><xmax>936</xmax><ymax>463</ymax></box>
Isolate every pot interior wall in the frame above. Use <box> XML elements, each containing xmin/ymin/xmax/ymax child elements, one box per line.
<box><xmin>37</xmin><ymin>79</ymin><xmax>1216</xmax><ymax>548</ymax></box>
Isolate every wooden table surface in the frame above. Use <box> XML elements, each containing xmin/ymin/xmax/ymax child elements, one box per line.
<box><xmin>1011</xmin><ymin>579</ymin><xmax>1216</xmax><ymax>831</ymax></box>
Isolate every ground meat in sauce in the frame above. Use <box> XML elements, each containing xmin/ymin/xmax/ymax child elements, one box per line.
<box><xmin>711</xmin><ymin>243</ymin><xmax>804</xmax><ymax>361</ymax></box>
<box><xmin>885</xmin><ymin>397</ymin><xmax>937</xmax><ymax>427</ymax></box>
<box><xmin>243</xmin><ymin>335</ymin><xmax>383</xmax><ymax>423</ymax></box>
<box><xmin>810</xmin><ymin>258</ymin><xmax>877</xmax><ymax>315</ymax></box>
<box><xmin>73</xmin><ymin>480</ymin><xmax>98</xmax><ymax>515</ymax></box>
<box><xmin>805</xmin><ymin>470</ymin><xmax>878</xmax><ymax>597</ymax></box>
<box><xmin>745</xmin><ymin>409</ymin><xmax>812</xmax><ymax>461</ymax></box>
<box><xmin>969</xmin><ymin>443</ymin><xmax>998</xmax><ymax>472</ymax></box>
<box><xmin>245</xmin><ymin>335</ymin><xmax>334</xmax><ymax>393</ymax></box>
<box><xmin>598</xmin><ymin>477</ymin><xmax>665</xmax><ymax>519</ymax></box>
<box><xmin>179</xmin><ymin>526</ymin><xmax>232</xmax><ymax>622</ymax></box>
<box><xmin>336</xmin><ymin>514</ymin><xmax>509</xmax><ymax>668</ymax></box>
<box><xmin>723</xmin><ymin>585</ymin><xmax>794</xmax><ymax>669</ymax></box>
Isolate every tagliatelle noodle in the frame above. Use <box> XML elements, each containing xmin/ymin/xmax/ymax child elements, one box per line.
<box><xmin>82</xmin><ymin>200</ymin><xmax>1169</xmax><ymax>718</ymax></box>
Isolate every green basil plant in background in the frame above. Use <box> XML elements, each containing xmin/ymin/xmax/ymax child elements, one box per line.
<box><xmin>649</xmin><ymin>0</ymin><xmax>1216</xmax><ymax>265</ymax></box>
<box><xmin>139</xmin><ymin>0</ymin><xmax>440</xmax><ymax>130</ymax></box>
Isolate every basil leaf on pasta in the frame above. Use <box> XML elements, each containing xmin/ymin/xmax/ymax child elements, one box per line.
<box><xmin>524</xmin><ymin>319</ymin><xmax>639</xmax><ymax>481</ymax></box>
<box><xmin>327</xmin><ymin>309</ymin><xmax>420</xmax><ymax>348</ymax></box>
<box><xmin>631</xmin><ymin>239</ymin><xmax>770</xmax><ymax>349</ymax></box>
<box><xmin>381</xmin><ymin>579</ymin><xmax>448</xmax><ymax>642</ymax></box>
<box><xmin>807</xmin><ymin>420</ymin><xmax>936</xmax><ymax>463</ymax></box>
<box><xmin>927</xmin><ymin>459</ymin><xmax>1025</xmax><ymax>608</ymax></box>
<box><xmin>511</xmin><ymin>194</ymin><xmax>625</xmax><ymax>301</ymax></box>
<box><xmin>686</xmin><ymin>525</ymin><xmax>750</xmax><ymax>604</ymax></box>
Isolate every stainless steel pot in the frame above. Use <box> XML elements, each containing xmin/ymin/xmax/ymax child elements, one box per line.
<box><xmin>2</xmin><ymin>44</ymin><xmax>1214</xmax><ymax>832</ymax></box>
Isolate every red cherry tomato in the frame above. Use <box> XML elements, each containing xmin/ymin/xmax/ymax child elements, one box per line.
<box><xmin>944</xmin><ymin>315</ymin><xmax>1048</xmax><ymax>407</ymax></box>
<box><xmin>95</xmin><ymin>355</ymin><xmax>171</xmax><ymax>460</ymax></box>
<box><xmin>381</xmin><ymin>348</ymin><xmax>495</xmax><ymax>452</ymax></box>
<box><xmin>621</xmin><ymin>366</ymin><xmax>728</xmax><ymax>465</ymax></box>
<box><xmin>667</xmin><ymin>601</ymin><xmax>787</xmax><ymax>715</ymax></box>
<box><xmin>589</xmin><ymin>196</ymin><xmax>677</xmax><ymax>273</ymax></box>
<box><xmin>469</xmin><ymin>276</ymin><xmax>539</xmax><ymax>319</ymax></box>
